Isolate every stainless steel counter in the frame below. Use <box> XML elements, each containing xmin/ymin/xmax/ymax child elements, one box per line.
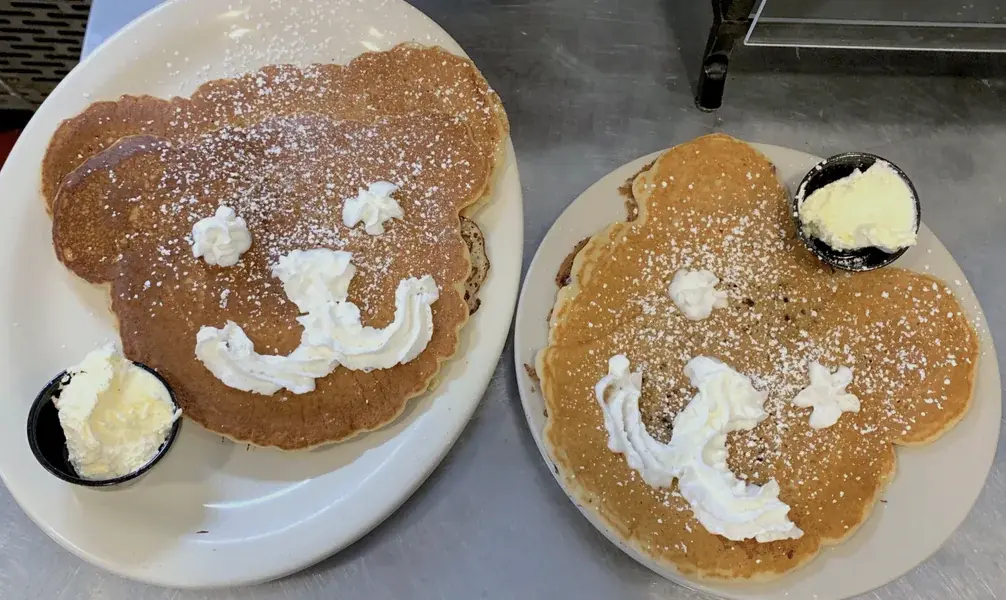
<box><xmin>3</xmin><ymin>1</ymin><xmax>1004</xmax><ymax>598</ymax></box>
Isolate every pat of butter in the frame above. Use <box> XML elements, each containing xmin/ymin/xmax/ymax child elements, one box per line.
<box><xmin>55</xmin><ymin>345</ymin><xmax>180</xmax><ymax>480</ymax></box>
<box><xmin>799</xmin><ymin>161</ymin><xmax>917</xmax><ymax>253</ymax></box>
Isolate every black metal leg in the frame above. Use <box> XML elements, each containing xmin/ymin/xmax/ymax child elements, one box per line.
<box><xmin>695</xmin><ymin>0</ymin><xmax>757</xmax><ymax>111</ymax></box>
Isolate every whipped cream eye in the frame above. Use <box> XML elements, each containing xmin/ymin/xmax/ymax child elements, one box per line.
<box><xmin>792</xmin><ymin>361</ymin><xmax>861</xmax><ymax>430</ymax></box>
<box><xmin>668</xmin><ymin>268</ymin><xmax>727</xmax><ymax>321</ymax></box>
<box><xmin>191</xmin><ymin>205</ymin><xmax>252</xmax><ymax>267</ymax></box>
<box><xmin>343</xmin><ymin>181</ymin><xmax>404</xmax><ymax>236</ymax></box>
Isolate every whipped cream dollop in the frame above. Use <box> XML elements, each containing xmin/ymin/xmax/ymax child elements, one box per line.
<box><xmin>195</xmin><ymin>248</ymin><xmax>439</xmax><ymax>395</ymax></box>
<box><xmin>191</xmin><ymin>205</ymin><xmax>252</xmax><ymax>267</ymax></box>
<box><xmin>342</xmin><ymin>181</ymin><xmax>404</xmax><ymax>235</ymax></box>
<box><xmin>799</xmin><ymin>161</ymin><xmax>917</xmax><ymax>253</ymax></box>
<box><xmin>595</xmin><ymin>355</ymin><xmax>802</xmax><ymax>543</ymax></box>
<box><xmin>54</xmin><ymin>345</ymin><xmax>180</xmax><ymax>480</ymax></box>
<box><xmin>668</xmin><ymin>269</ymin><xmax>728</xmax><ymax>320</ymax></box>
<box><xmin>792</xmin><ymin>361</ymin><xmax>861</xmax><ymax>429</ymax></box>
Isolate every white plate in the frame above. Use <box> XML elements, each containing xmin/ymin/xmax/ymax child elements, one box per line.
<box><xmin>514</xmin><ymin>143</ymin><xmax>1000</xmax><ymax>600</ymax></box>
<box><xmin>0</xmin><ymin>0</ymin><xmax>522</xmax><ymax>589</ymax></box>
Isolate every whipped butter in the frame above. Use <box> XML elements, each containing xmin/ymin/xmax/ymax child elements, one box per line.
<box><xmin>343</xmin><ymin>181</ymin><xmax>404</xmax><ymax>235</ymax></box>
<box><xmin>191</xmin><ymin>205</ymin><xmax>252</xmax><ymax>266</ymax></box>
<box><xmin>668</xmin><ymin>269</ymin><xmax>728</xmax><ymax>320</ymax></box>
<box><xmin>54</xmin><ymin>345</ymin><xmax>180</xmax><ymax>480</ymax></box>
<box><xmin>799</xmin><ymin>161</ymin><xmax>917</xmax><ymax>252</ymax></box>
<box><xmin>792</xmin><ymin>361</ymin><xmax>861</xmax><ymax>429</ymax></box>
<box><xmin>195</xmin><ymin>248</ymin><xmax>439</xmax><ymax>395</ymax></box>
<box><xmin>595</xmin><ymin>355</ymin><xmax>802</xmax><ymax>543</ymax></box>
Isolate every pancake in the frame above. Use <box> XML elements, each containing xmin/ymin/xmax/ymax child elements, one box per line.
<box><xmin>459</xmin><ymin>215</ymin><xmax>489</xmax><ymax>315</ymax></box>
<box><xmin>53</xmin><ymin>112</ymin><xmax>490</xmax><ymax>449</ymax></box>
<box><xmin>42</xmin><ymin>43</ymin><xmax>509</xmax><ymax>216</ymax></box>
<box><xmin>536</xmin><ymin>134</ymin><xmax>978</xmax><ymax>580</ymax></box>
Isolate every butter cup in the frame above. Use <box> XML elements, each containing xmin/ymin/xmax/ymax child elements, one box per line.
<box><xmin>26</xmin><ymin>363</ymin><xmax>181</xmax><ymax>489</ymax></box>
<box><xmin>792</xmin><ymin>152</ymin><xmax>921</xmax><ymax>272</ymax></box>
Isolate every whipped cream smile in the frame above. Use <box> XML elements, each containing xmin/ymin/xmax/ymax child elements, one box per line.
<box><xmin>195</xmin><ymin>248</ymin><xmax>439</xmax><ymax>395</ymax></box>
<box><xmin>595</xmin><ymin>355</ymin><xmax>803</xmax><ymax>543</ymax></box>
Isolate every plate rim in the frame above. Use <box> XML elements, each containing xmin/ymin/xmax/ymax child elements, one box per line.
<box><xmin>513</xmin><ymin>142</ymin><xmax>1001</xmax><ymax>600</ymax></box>
<box><xmin>0</xmin><ymin>0</ymin><xmax>523</xmax><ymax>588</ymax></box>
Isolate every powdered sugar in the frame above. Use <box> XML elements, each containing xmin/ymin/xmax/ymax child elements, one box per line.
<box><xmin>546</xmin><ymin>143</ymin><xmax>978</xmax><ymax>535</ymax></box>
<box><xmin>79</xmin><ymin>107</ymin><xmax>485</xmax><ymax>338</ymax></box>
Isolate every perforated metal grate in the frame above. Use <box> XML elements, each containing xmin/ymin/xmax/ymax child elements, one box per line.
<box><xmin>0</xmin><ymin>0</ymin><xmax>90</xmax><ymax>110</ymax></box>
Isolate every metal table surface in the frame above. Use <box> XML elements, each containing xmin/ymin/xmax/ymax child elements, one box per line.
<box><xmin>3</xmin><ymin>1</ymin><xmax>1004</xmax><ymax>598</ymax></box>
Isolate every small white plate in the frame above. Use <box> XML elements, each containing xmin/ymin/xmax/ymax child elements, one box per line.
<box><xmin>0</xmin><ymin>0</ymin><xmax>522</xmax><ymax>589</ymax></box>
<box><xmin>514</xmin><ymin>143</ymin><xmax>1000</xmax><ymax>600</ymax></box>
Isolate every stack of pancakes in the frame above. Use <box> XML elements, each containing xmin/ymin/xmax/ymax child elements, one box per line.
<box><xmin>537</xmin><ymin>134</ymin><xmax>977</xmax><ymax>580</ymax></box>
<box><xmin>46</xmin><ymin>44</ymin><xmax>509</xmax><ymax>449</ymax></box>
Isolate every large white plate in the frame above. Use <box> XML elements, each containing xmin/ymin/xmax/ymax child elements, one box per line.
<box><xmin>514</xmin><ymin>143</ymin><xmax>1000</xmax><ymax>600</ymax></box>
<box><xmin>0</xmin><ymin>0</ymin><xmax>522</xmax><ymax>589</ymax></box>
